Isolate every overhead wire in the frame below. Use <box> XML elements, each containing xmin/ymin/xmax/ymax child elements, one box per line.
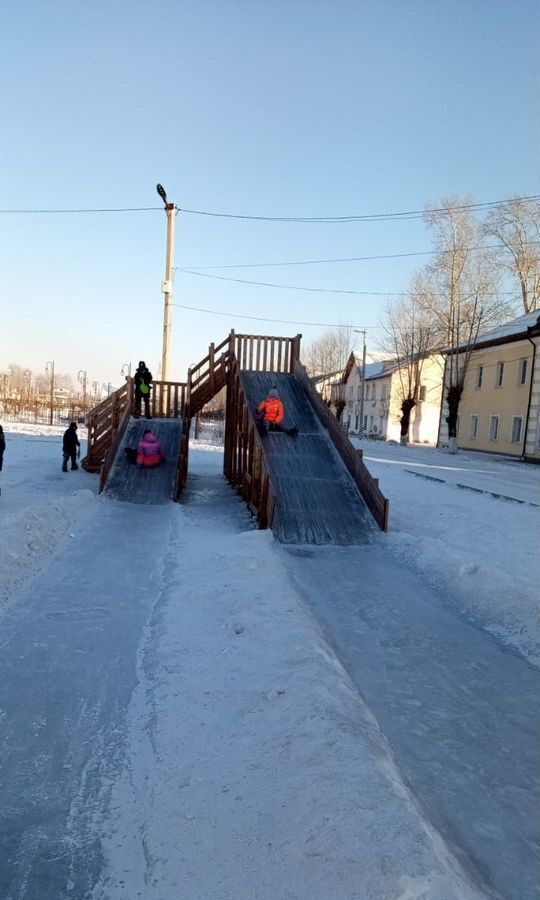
<box><xmin>1</xmin><ymin>193</ymin><xmax>538</xmax><ymax>220</ymax></box>
<box><xmin>173</xmin><ymin>303</ymin><xmax>369</xmax><ymax>329</ymax></box>
<box><xmin>177</xmin><ymin>239</ymin><xmax>540</xmax><ymax>270</ymax></box>
<box><xmin>179</xmin><ymin>194</ymin><xmax>540</xmax><ymax>223</ymax></box>
<box><xmin>178</xmin><ymin>268</ymin><xmax>517</xmax><ymax>298</ymax></box>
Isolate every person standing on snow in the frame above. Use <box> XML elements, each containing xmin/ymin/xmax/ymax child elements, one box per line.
<box><xmin>62</xmin><ymin>422</ymin><xmax>80</xmax><ymax>472</ymax></box>
<box><xmin>136</xmin><ymin>429</ymin><xmax>166</xmax><ymax>468</ymax></box>
<box><xmin>0</xmin><ymin>424</ymin><xmax>5</xmax><ymax>472</ymax></box>
<box><xmin>134</xmin><ymin>361</ymin><xmax>153</xmax><ymax>419</ymax></box>
<box><xmin>256</xmin><ymin>387</ymin><xmax>298</xmax><ymax>436</ymax></box>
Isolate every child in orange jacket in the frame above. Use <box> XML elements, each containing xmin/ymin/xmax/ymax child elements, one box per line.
<box><xmin>256</xmin><ymin>388</ymin><xmax>298</xmax><ymax>436</ymax></box>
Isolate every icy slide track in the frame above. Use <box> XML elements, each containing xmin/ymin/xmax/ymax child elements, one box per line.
<box><xmin>241</xmin><ymin>371</ymin><xmax>374</xmax><ymax>544</ymax></box>
<box><xmin>0</xmin><ymin>452</ymin><xmax>538</xmax><ymax>899</ymax></box>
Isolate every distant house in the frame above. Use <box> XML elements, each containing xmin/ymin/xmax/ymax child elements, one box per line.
<box><xmin>439</xmin><ymin>311</ymin><xmax>540</xmax><ymax>461</ymax></box>
<box><xmin>331</xmin><ymin>352</ymin><xmax>444</xmax><ymax>443</ymax></box>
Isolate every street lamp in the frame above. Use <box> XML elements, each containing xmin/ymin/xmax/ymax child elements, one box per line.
<box><xmin>353</xmin><ymin>330</ymin><xmax>367</xmax><ymax>440</ymax></box>
<box><xmin>156</xmin><ymin>183</ymin><xmax>177</xmax><ymax>382</ymax></box>
<box><xmin>45</xmin><ymin>360</ymin><xmax>55</xmax><ymax>425</ymax></box>
<box><xmin>78</xmin><ymin>369</ymin><xmax>88</xmax><ymax>416</ymax></box>
<box><xmin>121</xmin><ymin>363</ymin><xmax>132</xmax><ymax>379</ymax></box>
<box><xmin>92</xmin><ymin>380</ymin><xmax>100</xmax><ymax>399</ymax></box>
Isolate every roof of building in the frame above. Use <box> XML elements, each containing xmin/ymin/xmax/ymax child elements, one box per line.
<box><xmin>473</xmin><ymin>310</ymin><xmax>540</xmax><ymax>347</ymax></box>
<box><xmin>444</xmin><ymin>310</ymin><xmax>540</xmax><ymax>353</ymax></box>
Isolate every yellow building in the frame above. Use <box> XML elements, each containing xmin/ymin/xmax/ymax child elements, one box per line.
<box><xmin>439</xmin><ymin>312</ymin><xmax>540</xmax><ymax>461</ymax></box>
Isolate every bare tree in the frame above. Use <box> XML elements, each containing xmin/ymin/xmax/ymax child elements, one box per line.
<box><xmin>379</xmin><ymin>287</ymin><xmax>437</xmax><ymax>444</ymax></box>
<box><xmin>484</xmin><ymin>196</ymin><xmax>540</xmax><ymax>314</ymax></box>
<box><xmin>418</xmin><ymin>198</ymin><xmax>509</xmax><ymax>453</ymax></box>
<box><xmin>304</xmin><ymin>327</ymin><xmax>354</xmax><ymax>378</ymax></box>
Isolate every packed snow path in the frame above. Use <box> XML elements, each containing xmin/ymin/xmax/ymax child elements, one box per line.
<box><xmin>284</xmin><ymin>544</ymin><xmax>540</xmax><ymax>900</ymax></box>
<box><xmin>0</xmin><ymin>439</ymin><xmax>538</xmax><ymax>899</ymax></box>
<box><xmin>0</xmin><ymin>501</ymin><xmax>177</xmax><ymax>898</ymax></box>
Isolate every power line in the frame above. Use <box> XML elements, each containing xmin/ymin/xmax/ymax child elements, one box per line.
<box><xmin>178</xmin><ymin>268</ymin><xmax>516</xmax><ymax>298</ymax></box>
<box><xmin>179</xmin><ymin>194</ymin><xmax>540</xmax><ymax>223</ymax></box>
<box><xmin>0</xmin><ymin>207</ymin><xmax>161</xmax><ymax>214</ymax></box>
<box><xmin>174</xmin><ymin>303</ymin><xmax>368</xmax><ymax>329</ymax></box>
<box><xmin>1</xmin><ymin>193</ymin><xmax>538</xmax><ymax>221</ymax></box>
<box><xmin>177</xmin><ymin>239</ymin><xmax>540</xmax><ymax>271</ymax></box>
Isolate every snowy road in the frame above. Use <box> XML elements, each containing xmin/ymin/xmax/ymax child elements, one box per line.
<box><xmin>1</xmin><ymin>432</ymin><xmax>539</xmax><ymax>899</ymax></box>
<box><xmin>284</xmin><ymin>544</ymin><xmax>540</xmax><ymax>900</ymax></box>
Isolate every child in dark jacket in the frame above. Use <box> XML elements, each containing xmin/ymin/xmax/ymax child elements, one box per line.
<box><xmin>62</xmin><ymin>422</ymin><xmax>80</xmax><ymax>472</ymax></box>
<box><xmin>0</xmin><ymin>424</ymin><xmax>5</xmax><ymax>472</ymax></box>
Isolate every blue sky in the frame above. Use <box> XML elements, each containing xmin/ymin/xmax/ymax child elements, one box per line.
<box><xmin>1</xmin><ymin>0</ymin><xmax>539</xmax><ymax>387</ymax></box>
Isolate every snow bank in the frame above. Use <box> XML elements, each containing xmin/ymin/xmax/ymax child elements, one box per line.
<box><xmin>0</xmin><ymin>490</ymin><xmax>98</xmax><ymax>610</ymax></box>
<box><xmin>356</xmin><ymin>440</ymin><xmax>540</xmax><ymax>665</ymax></box>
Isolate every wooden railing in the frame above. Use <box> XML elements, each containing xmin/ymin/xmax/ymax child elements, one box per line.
<box><xmin>150</xmin><ymin>381</ymin><xmax>187</xmax><ymax>418</ymax></box>
<box><xmin>294</xmin><ymin>361</ymin><xmax>390</xmax><ymax>531</ymax></box>
<box><xmin>83</xmin><ymin>381</ymin><xmax>132</xmax><ymax>472</ymax></box>
<box><xmin>231</xmin><ymin>331</ymin><xmax>301</xmax><ymax>373</ymax></box>
<box><xmin>188</xmin><ymin>334</ymin><xmax>231</xmax><ymax>416</ymax></box>
<box><xmin>224</xmin><ymin>356</ymin><xmax>276</xmax><ymax>529</ymax></box>
<box><xmin>99</xmin><ymin>381</ymin><xmax>134</xmax><ymax>492</ymax></box>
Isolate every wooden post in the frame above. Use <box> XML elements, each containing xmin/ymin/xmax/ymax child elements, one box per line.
<box><xmin>209</xmin><ymin>342</ymin><xmax>215</xmax><ymax>396</ymax></box>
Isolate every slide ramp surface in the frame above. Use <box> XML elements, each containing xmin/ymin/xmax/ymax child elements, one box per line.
<box><xmin>105</xmin><ymin>417</ymin><xmax>183</xmax><ymax>504</ymax></box>
<box><xmin>241</xmin><ymin>372</ymin><xmax>372</xmax><ymax>544</ymax></box>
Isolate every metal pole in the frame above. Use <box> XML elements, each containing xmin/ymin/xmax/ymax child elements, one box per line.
<box><xmin>78</xmin><ymin>370</ymin><xmax>87</xmax><ymax>417</ymax></box>
<box><xmin>161</xmin><ymin>201</ymin><xmax>177</xmax><ymax>382</ymax></box>
<box><xmin>46</xmin><ymin>361</ymin><xmax>55</xmax><ymax>425</ymax></box>
<box><xmin>359</xmin><ymin>331</ymin><xmax>367</xmax><ymax>439</ymax></box>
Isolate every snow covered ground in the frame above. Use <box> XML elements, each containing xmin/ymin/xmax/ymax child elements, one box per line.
<box><xmin>353</xmin><ymin>438</ymin><xmax>540</xmax><ymax>665</ymax></box>
<box><xmin>0</xmin><ymin>425</ymin><xmax>538</xmax><ymax>899</ymax></box>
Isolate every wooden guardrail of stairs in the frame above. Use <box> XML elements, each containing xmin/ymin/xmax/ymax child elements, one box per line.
<box><xmin>188</xmin><ymin>335</ymin><xmax>231</xmax><ymax>416</ymax></box>
<box><xmin>223</xmin><ymin>355</ymin><xmax>276</xmax><ymax>529</ymax></box>
<box><xmin>83</xmin><ymin>380</ymin><xmax>132</xmax><ymax>473</ymax></box>
<box><xmin>99</xmin><ymin>380</ymin><xmax>135</xmax><ymax>492</ymax></box>
<box><xmin>294</xmin><ymin>360</ymin><xmax>390</xmax><ymax>532</ymax></box>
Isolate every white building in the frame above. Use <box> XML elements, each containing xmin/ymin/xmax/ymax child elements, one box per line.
<box><xmin>332</xmin><ymin>352</ymin><xmax>444</xmax><ymax>444</ymax></box>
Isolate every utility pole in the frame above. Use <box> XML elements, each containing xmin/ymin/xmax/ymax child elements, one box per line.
<box><xmin>354</xmin><ymin>330</ymin><xmax>367</xmax><ymax>439</ymax></box>
<box><xmin>45</xmin><ymin>360</ymin><xmax>55</xmax><ymax>425</ymax></box>
<box><xmin>156</xmin><ymin>183</ymin><xmax>177</xmax><ymax>382</ymax></box>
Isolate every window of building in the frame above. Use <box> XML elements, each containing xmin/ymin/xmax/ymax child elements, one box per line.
<box><xmin>489</xmin><ymin>415</ymin><xmax>500</xmax><ymax>441</ymax></box>
<box><xmin>455</xmin><ymin>414</ymin><xmax>460</xmax><ymax>437</ymax></box>
<box><xmin>419</xmin><ymin>385</ymin><xmax>426</xmax><ymax>402</ymax></box>
<box><xmin>519</xmin><ymin>359</ymin><xmax>528</xmax><ymax>385</ymax></box>
<box><xmin>363</xmin><ymin>415</ymin><xmax>368</xmax><ymax>431</ymax></box>
<box><xmin>511</xmin><ymin>416</ymin><xmax>523</xmax><ymax>444</ymax></box>
<box><xmin>355</xmin><ymin>415</ymin><xmax>359</xmax><ymax>432</ymax></box>
<box><xmin>365</xmin><ymin>383</ymin><xmax>370</xmax><ymax>400</ymax></box>
<box><xmin>476</xmin><ymin>366</ymin><xmax>484</xmax><ymax>389</ymax></box>
<box><xmin>496</xmin><ymin>362</ymin><xmax>504</xmax><ymax>387</ymax></box>
<box><xmin>356</xmin><ymin>384</ymin><xmax>362</xmax><ymax>400</ymax></box>
<box><xmin>347</xmin><ymin>385</ymin><xmax>353</xmax><ymax>400</ymax></box>
<box><xmin>372</xmin><ymin>384</ymin><xmax>377</xmax><ymax>401</ymax></box>
<box><xmin>470</xmin><ymin>415</ymin><xmax>479</xmax><ymax>439</ymax></box>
